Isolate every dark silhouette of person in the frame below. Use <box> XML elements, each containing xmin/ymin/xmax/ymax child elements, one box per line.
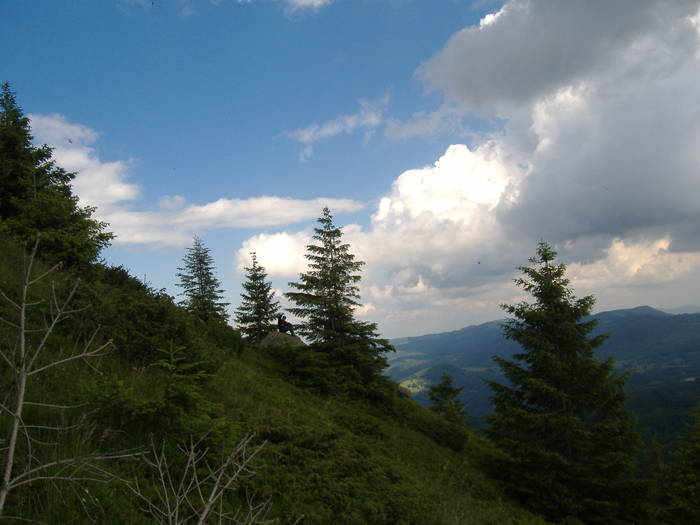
<box><xmin>277</xmin><ymin>314</ymin><xmax>295</xmax><ymax>336</ymax></box>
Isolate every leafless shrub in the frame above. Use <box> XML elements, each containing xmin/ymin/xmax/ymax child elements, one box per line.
<box><xmin>127</xmin><ymin>433</ymin><xmax>275</xmax><ymax>525</ymax></box>
<box><xmin>0</xmin><ymin>239</ymin><xmax>139</xmax><ymax>517</ymax></box>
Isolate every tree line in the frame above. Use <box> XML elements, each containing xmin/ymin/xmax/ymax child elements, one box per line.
<box><xmin>2</xmin><ymin>80</ymin><xmax>700</xmax><ymax>524</ymax></box>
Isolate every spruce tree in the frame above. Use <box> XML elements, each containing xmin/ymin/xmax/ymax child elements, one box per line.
<box><xmin>235</xmin><ymin>252</ymin><xmax>280</xmax><ymax>343</ymax></box>
<box><xmin>664</xmin><ymin>403</ymin><xmax>700</xmax><ymax>524</ymax></box>
<box><xmin>428</xmin><ymin>374</ymin><xmax>468</xmax><ymax>426</ymax></box>
<box><xmin>0</xmin><ymin>82</ymin><xmax>112</xmax><ymax>268</ymax></box>
<box><xmin>486</xmin><ymin>241</ymin><xmax>639</xmax><ymax>524</ymax></box>
<box><xmin>176</xmin><ymin>235</ymin><xmax>229</xmax><ymax>323</ymax></box>
<box><xmin>286</xmin><ymin>207</ymin><xmax>393</xmax><ymax>390</ymax></box>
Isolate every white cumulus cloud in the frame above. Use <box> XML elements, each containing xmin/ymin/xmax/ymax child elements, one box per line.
<box><xmin>236</xmin><ymin>231</ymin><xmax>310</xmax><ymax>278</ymax></box>
<box><xmin>29</xmin><ymin>113</ymin><xmax>140</xmax><ymax>211</ymax></box>
<box><xmin>378</xmin><ymin>0</ymin><xmax>700</xmax><ymax>334</ymax></box>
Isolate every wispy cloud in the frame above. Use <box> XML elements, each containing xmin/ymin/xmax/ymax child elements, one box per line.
<box><xmin>285</xmin><ymin>93</ymin><xmax>390</xmax><ymax>161</ymax></box>
<box><xmin>99</xmin><ymin>196</ymin><xmax>362</xmax><ymax>247</ymax></box>
<box><xmin>118</xmin><ymin>0</ymin><xmax>332</xmax><ymax>17</ymax></box>
<box><xmin>29</xmin><ymin>113</ymin><xmax>362</xmax><ymax>248</ymax></box>
<box><xmin>385</xmin><ymin>105</ymin><xmax>466</xmax><ymax>140</ymax></box>
<box><xmin>237</xmin><ymin>0</ymin><xmax>333</xmax><ymax>13</ymax></box>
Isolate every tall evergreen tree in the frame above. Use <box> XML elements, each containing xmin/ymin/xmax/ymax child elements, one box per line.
<box><xmin>286</xmin><ymin>207</ymin><xmax>393</xmax><ymax>390</ymax></box>
<box><xmin>0</xmin><ymin>82</ymin><xmax>112</xmax><ymax>268</ymax></box>
<box><xmin>428</xmin><ymin>374</ymin><xmax>468</xmax><ymax>426</ymax></box>
<box><xmin>664</xmin><ymin>403</ymin><xmax>700</xmax><ymax>524</ymax></box>
<box><xmin>486</xmin><ymin>241</ymin><xmax>639</xmax><ymax>524</ymax></box>
<box><xmin>176</xmin><ymin>235</ymin><xmax>229</xmax><ymax>323</ymax></box>
<box><xmin>235</xmin><ymin>252</ymin><xmax>280</xmax><ymax>343</ymax></box>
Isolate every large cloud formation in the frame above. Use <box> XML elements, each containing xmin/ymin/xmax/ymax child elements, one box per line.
<box><xmin>243</xmin><ymin>0</ymin><xmax>700</xmax><ymax>337</ymax></box>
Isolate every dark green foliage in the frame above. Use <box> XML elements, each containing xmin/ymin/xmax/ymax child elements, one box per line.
<box><xmin>663</xmin><ymin>403</ymin><xmax>700</xmax><ymax>523</ymax></box>
<box><xmin>216</xmin><ymin>349</ymin><xmax>536</xmax><ymax>524</ymax></box>
<box><xmin>235</xmin><ymin>251</ymin><xmax>280</xmax><ymax>342</ymax></box>
<box><xmin>78</xmin><ymin>266</ymin><xmax>241</xmax><ymax>440</ymax></box>
<box><xmin>265</xmin><ymin>339</ymin><xmax>336</xmax><ymax>393</ymax></box>
<box><xmin>77</xmin><ymin>263</ymin><xmax>242</xmax><ymax>367</ymax></box>
<box><xmin>201</xmin><ymin>315</ymin><xmax>245</xmax><ymax>355</ymax></box>
<box><xmin>285</xmin><ymin>207</ymin><xmax>365</xmax><ymax>343</ymax></box>
<box><xmin>94</xmin><ymin>344</ymin><xmax>227</xmax><ymax>439</ymax></box>
<box><xmin>0</xmin><ymin>82</ymin><xmax>112</xmax><ymax>268</ymax></box>
<box><xmin>76</xmin><ymin>264</ymin><xmax>216</xmax><ymax>364</ymax></box>
<box><xmin>285</xmin><ymin>207</ymin><xmax>393</xmax><ymax>394</ymax></box>
<box><xmin>428</xmin><ymin>374</ymin><xmax>469</xmax><ymax>426</ymax></box>
<box><xmin>176</xmin><ymin>235</ymin><xmax>229</xmax><ymax>323</ymax></box>
<box><xmin>486</xmin><ymin>241</ymin><xmax>640</xmax><ymax>524</ymax></box>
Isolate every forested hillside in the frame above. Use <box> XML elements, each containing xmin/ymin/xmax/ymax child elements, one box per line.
<box><xmin>388</xmin><ymin>306</ymin><xmax>700</xmax><ymax>444</ymax></box>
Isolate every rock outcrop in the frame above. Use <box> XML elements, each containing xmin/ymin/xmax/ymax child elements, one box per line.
<box><xmin>260</xmin><ymin>331</ymin><xmax>306</xmax><ymax>348</ymax></box>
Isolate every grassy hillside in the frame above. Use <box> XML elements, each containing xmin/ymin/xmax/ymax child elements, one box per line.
<box><xmin>191</xmin><ymin>347</ymin><xmax>548</xmax><ymax>524</ymax></box>
<box><xmin>0</xmin><ymin>238</ymin><xmax>547</xmax><ymax>524</ymax></box>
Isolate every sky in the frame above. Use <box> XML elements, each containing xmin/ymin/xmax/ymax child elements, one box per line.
<box><xmin>3</xmin><ymin>0</ymin><xmax>700</xmax><ymax>338</ymax></box>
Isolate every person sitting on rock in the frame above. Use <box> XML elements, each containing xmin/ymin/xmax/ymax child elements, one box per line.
<box><xmin>277</xmin><ymin>314</ymin><xmax>295</xmax><ymax>336</ymax></box>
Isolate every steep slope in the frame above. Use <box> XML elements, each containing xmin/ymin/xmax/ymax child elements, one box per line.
<box><xmin>0</xmin><ymin>238</ymin><xmax>547</xmax><ymax>524</ymax></box>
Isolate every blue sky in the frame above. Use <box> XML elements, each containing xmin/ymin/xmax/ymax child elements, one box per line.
<box><xmin>3</xmin><ymin>0</ymin><xmax>700</xmax><ymax>337</ymax></box>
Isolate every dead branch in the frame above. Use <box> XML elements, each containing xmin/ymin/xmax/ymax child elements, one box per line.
<box><xmin>0</xmin><ymin>240</ymin><xmax>138</xmax><ymax>517</ymax></box>
<box><xmin>9</xmin><ymin>451</ymin><xmax>143</xmax><ymax>490</ymax></box>
<box><xmin>125</xmin><ymin>434</ymin><xmax>274</xmax><ymax>525</ymax></box>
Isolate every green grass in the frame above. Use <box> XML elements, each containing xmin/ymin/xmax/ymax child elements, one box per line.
<box><xmin>200</xmin><ymin>346</ymin><xmax>548</xmax><ymax>524</ymax></box>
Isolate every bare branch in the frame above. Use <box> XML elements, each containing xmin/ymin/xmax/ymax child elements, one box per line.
<box><xmin>23</xmin><ymin>423</ymin><xmax>81</xmax><ymax>432</ymax></box>
<box><xmin>10</xmin><ymin>475</ymin><xmax>113</xmax><ymax>490</ymax></box>
<box><xmin>26</xmin><ymin>262</ymin><xmax>62</xmax><ymax>288</ymax></box>
<box><xmin>0</xmin><ymin>401</ymin><xmax>18</xmax><ymax>418</ymax></box>
<box><xmin>27</xmin><ymin>281</ymin><xmax>80</xmax><ymax>367</ymax></box>
<box><xmin>0</xmin><ymin>240</ymin><xmax>139</xmax><ymax>519</ymax></box>
<box><xmin>0</xmin><ymin>316</ymin><xmax>21</xmax><ymax>330</ymax></box>
<box><xmin>22</xmin><ymin>327</ymin><xmax>50</xmax><ymax>334</ymax></box>
<box><xmin>10</xmin><ymin>451</ymin><xmax>143</xmax><ymax>489</ymax></box>
<box><xmin>25</xmin><ymin>435</ymin><xmax>58</xmax><ymax>447</ymax></box>
<box><xmin>0</xmin><ymin>515</ymin><xmax>49</xmax><ymax>524</ymax></box>
<box><xmin>0</xmin><ymin>289</ymin><xmax>21</xmax><ymax>310</ymax></box>
<box><xmin>28</xmin><ymin>339</ymin><xmax>112</xmax><ymax>376</ymax></box>
<box><xmin>23</xmin><ymin>300</ymin><xmax>44</xmax><ymax>308</ymax></box>
<box><xmin>23</xmin><ymin>401</ymin><xmax>87</xmax><ymax>410</ymax></box>
<box><xmin>125</xmin><ymin>434</ymin><xmax>271</xmax><ymax>525</ymax></box>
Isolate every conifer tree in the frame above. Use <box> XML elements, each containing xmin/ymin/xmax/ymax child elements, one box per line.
<box><xmin>428</xmin><ymin>374</ymin><xmax>468</xmax><ymax>426</ymax></box>
<box><xmin>0</xmin><ymin>82</ymin><xmax>112</xmax><ymax>268</ymax></box>
<box><xmin>286</xmin><ymin>207</ymin><xmax>393</xmax><ymax>390</ymax></box>
<box><xmin>664</xmin><ymin>403</ymin><xmax>700</xmax><ymax>524</ymax></box>
<box><xmin>176</xmin><ymin>235</ymin><xmax>229</xmax><ymax>323</ymax></box>
<box><xmin>235</xmin><ymin>252</ymin><xmax>280</xmax><ymax>343</ymax></box>
<box><xmin>486</xmin><ymin>241</ymin><xmax>639</xmax><ymax>524</ymax></box>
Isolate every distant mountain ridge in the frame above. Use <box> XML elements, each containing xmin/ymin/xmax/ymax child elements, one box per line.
<box><xmin>662</xmin><ymin>305</ymin><xmax>700</xmax><ymax>315</ymax></box>
<box><xmin>388</xmin><ymin>306</ymin><xmax>700</xmax><ymax>444</ymax></box>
